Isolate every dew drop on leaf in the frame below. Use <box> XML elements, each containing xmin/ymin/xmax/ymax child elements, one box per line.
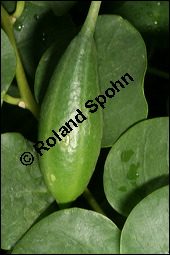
<box><xmin>135</xmin><ymin>13</ymin><xmax>140</xmax><ymax>19</ymax></box>
<box><xmin>16</xmin><ymin>23</ymin><xmax>23</xmax><ymax>31</ymax></box>
<box><xmin>126</xmin><ymin>163</ymin><xmax>140</xmax><ymax>180</ymax></box>
<box><xmin>34</xmin><ymin>14</ymin><xmax>40</xmax><ymax>21</ymax></box>
<box><xmin>146</xmin><ymin>3</ymin><xmax>151</xmax><ymax>8</ymax></box>
<box><xmin>121</xmin><ymin>150</ymin><xmax>134</xmax><ymax>163</ymax></box>
<box><xmin>147</xmin><ymin>25</ymin><xmax>152</xmax><ymax>31</ymax></box>
<box><xmin>118</xmin><ymin>186</ymin><xmax>127</xmax><ymax>192</ymax></box>
<box><xmin>60</xmin><ymin>135</ymin><xmax>70</xmax><ymax>148</ymax></box>
<box><xmin>148</xmin><ymin>12</ymin><xmax>153</xmax><ymax>18</ymax></box>
<box><xmin>41</xmin><ymin>32</ymin><xmax>47</xmax><ymax>43</ymax></box>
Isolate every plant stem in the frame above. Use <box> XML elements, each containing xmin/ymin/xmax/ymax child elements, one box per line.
<box><xmin>83</xmin><ymin>188</ymin><xmax>106</xmax><ymax>216</ymax></box>
<box><xmin>81</xmin><ymin>1</ymin><xmax>101</xmax><ymax>37</ymax></box>
<box><xmin>147</xmin><ymin>66</ymin><xmax>169</xmax><ymax>80</ymax></box>
<box><xmin>1</xmin><ymin>5</ymin><xmax>40</xmax><ymax>119</ymax></box>
<box><xmin>1</xmin><ymin>92</ymin><xmax>21</xmax><ymax>105</ymax></box>
<box><xmin>11</xmin><ymin>1</ymin><xmax>25</xmax><ymax>20</ymax></box>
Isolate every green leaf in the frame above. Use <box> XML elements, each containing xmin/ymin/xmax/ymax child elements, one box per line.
<box><xmin>12</xmin><ymin>208</ymin><xmax>120</xmax><ymax>254</ymax></box>
<box><xmin>13</xmin><ymin>1</ymin><xmax>76</xmax><ymax>79</ymax></box>
<box><xmin>1</xmin><ymin>29</ymin><xmax>17</xmax><ymax>98</ymax></box>
<box><xmin>1</xmin><ymin>1</ymin><xmax>16</xmax><ymax>13</ymax></box>
<box><xmin>94</xmin><ymin>15</ymin><xmax>148</xmax><ymax>147</ymax></box>
<box><xmin>115</xmin><ymin>1</ymin><xmax>169</xmax><ymax>48</ymax></box>
<box><xmin>50</xmin><ymin>1</ymin><xmax>76</xmax><ymax>16</ymax></box>
<box><xmin>29</xmin><ymin>1</ymin><xmax>51</xmax><ymax>7</ymax></box>
<box><xmin>120</xmin><ymin>185</ymin><xmax>169</xmax><ymax>254</ymax></box>
<box><xmin>34</xmin><ymin>29</ymin><xmax>76</xmax><ymax>104</ymax></box>
<box><xmin>103</xmin><ymin>117</ymin><xmax>169</xmax><ymax>216</ymax></box>
<box><xmin>1</xmin><ymin>133</ymin><xmax>54</xmax><ymax>250</ymax></box>
<box><xmin>30</xmin><ymin>1</ymin><xmax>76</xmax><ymax>16</ymax></box>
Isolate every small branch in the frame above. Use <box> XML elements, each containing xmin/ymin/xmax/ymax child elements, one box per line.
<box><xmin>147</xmin><ymin>66</ymin><xmax>169</xmax><ymax>80</ymax></box>
<box><xmin>11</xmin><ymin>1</ymin><xmax>25</xmax><ymax>21</ymax></box>
<box><xmin>1</xmin><ymin>5</ymin><xmax>40</xmax><ymax>120</ymax></box>
<box><xmin>83</xmin><ymin>187</ymin><xmax>106</xmax><ymax>216</ymax></box>
<box><xmin>1</xmin><ymin>92</ymin><xmax>21</xmax><ymax>105</ymax></box>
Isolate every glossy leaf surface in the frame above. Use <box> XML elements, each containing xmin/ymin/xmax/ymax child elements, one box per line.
<box><xmin>1</xmin><ymin>133</ymin><xmax>54</xmax><ymax>250</ymax></box>
<box><xmin>94</xmin><ymin>15</ymin><xmax>148</xmax><ymax>146</ymax></box>
<box><xmin>120</xmin><ymin>186</ymin><xmax>169</xmax><ymax>254</ymax></box>
<box><xmin>12</xmin><ymin>208</ymin><xmax>120</xmax><ymax>254</ymax></box>
<box><xmin>104</xmin><ymin>117</ymin><xmax>169</xmax><ymax>216</ymax></box>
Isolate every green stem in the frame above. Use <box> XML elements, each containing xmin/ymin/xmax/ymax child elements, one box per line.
<box><xmin>81</xmin><ymin>1</ymin><xmax>101</xmax><ymax>37</ymax></box>
<box><xmin>147</xmin><ymin>66</ymin><xmax>169</xmax><ymax>80</ymax></box>
<box><xmin>1</xmin><ymin>5</ymin><xmax>40</xmax><ymax>119</ymax></box>
<box><xmin>1</xmin><ymin>92</ymin><xmax>21</xmax><ymax>105</ymax></box>
<box><xmin>83</xmin><ymin>188</ymin><xmax>106</xmax><ymax>216</ymax></box>
<box><xmin>12</xmin><ymin>1</ymin><xmax>25</xmax><ymax>20</ymax></box>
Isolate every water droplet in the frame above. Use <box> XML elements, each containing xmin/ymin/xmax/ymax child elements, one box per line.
<box><xmin>118</xmin><ymin>186</ymin><xmax>127</xmax><ymax>192</ymax></box>
<box><xmin>163</xmin><ymin>21</ymin><xmax>168</xmax><ymax>27</ymax></box>
<box><xmin>146</xmin><ymin>3</ymin><xmax>151</xmax><ymax>8</ymax></box>
<box><xmin>126</xmin><ymin>163</ymin><xmax>140</xmax><ymax>180</ymax></box>
<box><xmin>41</xmin><ymin>32</ymin><xmax>47</xmax><ymax>43</ymax></box>
<box><xmin>131</xmin><ymin>6</ymin><xmax>135</xmax><ymax>12</ymax></box>
<box><xmin>130</xmin><ymin>181</ymin><xmax>138</xmax><ymax>187</ymax></box>
<box><xmin>121</xmin><ymin>150</ymin><xmax>134</xmax><ymax>163</ymax></box>
<box><xmin>34</xmin><ymin>14</ymin><xmax>40</xmax><ymax>21</ymax></box>
<box><xmin>15</xmin><ymin>23</ymin><xmax>24</xmax><ymax>31</ymax></box>
<box><xmin>135</xmin><ymin>13</ymin><xmax>140</xmax><ymax>19</ymax></box>
<box><xmin>148</xmin><ymin>12</ymin><xmax>153</xmax><ymax>18</ymax></box>
<box><xmin>154</xmin><ymin>21</ymin><xmax>158</xmax><ymax>25</ymax></box>
<box><xmin>50</xmin><ymin>174</ymin><xmax>56</xmax><ymax>182</ymax></box>
<box><xmin>60</xmin><ymin>135</ymin><xmax>70</xmax><ymax>147</ymax></box>
<box><xmin>157</xmin><ymin>1</ymin><xmax>160</xmax><ymax>6</ymax></box>
<box><xmin>147</xmin><ymin>25</ymin><xmax>152</xmax><ymax>31</ymax></box>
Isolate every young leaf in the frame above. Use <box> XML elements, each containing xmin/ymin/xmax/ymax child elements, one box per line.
<box><xmin>103</xmin><ymin>117</ymin><xmax>169</xmax><ymax>216</ymax></box>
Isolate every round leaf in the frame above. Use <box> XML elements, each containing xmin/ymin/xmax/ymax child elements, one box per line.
<box><xmin>50</xmin><ymin>1</ymin><xmax>76</xmax><ymax>16</ymax></box>
<box><xmin>1</xmin><ymin>1</ymin><xmax>16</xmax><ymax>13</ymax></box>
<box><xmin>1</xmin><ymin>29</ymin><xmax>16</xmax><ymax>96</ymax></box>
<box><xmin>30</xmin><ymin>0</ymin><xmax>76</xmax><ymax>15</ymax></box>
<box><xmin>103</xmin><ymin>117</ymin><xmax>169</xmax><ymax>216</ymax></box>
<box><xmin>12</xmin><ymin>208</ymin><xmax>120</xmax><ymax>254</ymax></box>
<box><xmin>120</xmin><ymin>186</ymin><xmax>169</xmax><ymax>254</ymax></box>
<box><xmin>94</xmin><ymin>15</ymin><xmax>148</xmax><ymax>146</ymax></box>
<box><xmin>115</xmin><ymin>1</ymin><xmax>169</xmax><ymax>48</ymax></box>
<box><xmin>1</xmin><ymin>133</ymin><xmax>54</xmax><ymax>250</ymax></box>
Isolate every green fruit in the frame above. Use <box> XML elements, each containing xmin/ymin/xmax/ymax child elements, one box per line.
<box><xmin>38</xmin><ymin>2</ymin><xmax>102</xmax><ymax>208</ymax></box>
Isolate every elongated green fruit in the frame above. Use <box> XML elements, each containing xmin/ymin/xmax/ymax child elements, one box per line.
<box><xmin>38</xmin><ymin>1</ymin><xmax>102</xmax><ymax>208</ymax></box>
